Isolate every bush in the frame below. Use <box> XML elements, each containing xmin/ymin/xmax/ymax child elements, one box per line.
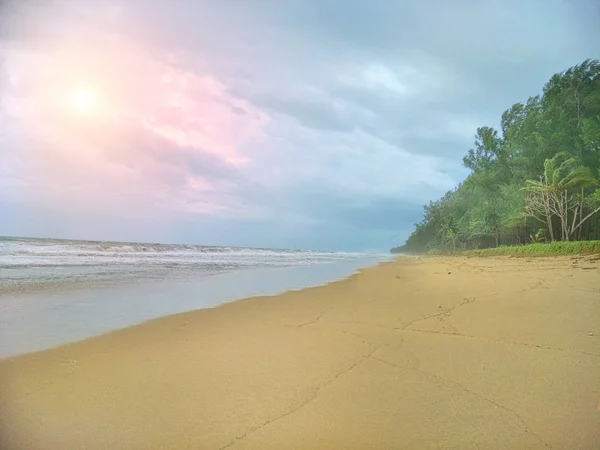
<box><xmin>460</xmin><ymin>241</ymin><xmax>600</xmax><ymax>257</ymax></box>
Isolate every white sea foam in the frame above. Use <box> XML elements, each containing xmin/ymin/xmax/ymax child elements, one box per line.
<box><xmin>0</xmin><ymin>237</ymin><xmax>386</xmax><ymax>290</ymax></box>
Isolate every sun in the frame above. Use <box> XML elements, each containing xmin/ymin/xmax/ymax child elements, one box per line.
<box><xmin>70</xmin><ymin>87</ymin><xmax>97</xmax><ymax>114</ymax></box>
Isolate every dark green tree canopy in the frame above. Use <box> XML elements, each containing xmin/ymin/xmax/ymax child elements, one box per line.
<box><xmin>398</xmin><ymin>59</ymin><xmax>600</xmax><ymax>254</ymax></box>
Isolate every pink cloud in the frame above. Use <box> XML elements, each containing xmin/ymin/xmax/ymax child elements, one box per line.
<box><xmin>140</xmin><ymin>62</ymin><xmax>269</xmax><ymax>165</ymax></box>
<box><xmin>1</xmin><ymin>32</ymin><xmax>270</xmax><ymax>219</ymax></box>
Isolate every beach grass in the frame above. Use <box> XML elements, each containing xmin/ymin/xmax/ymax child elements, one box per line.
<box><xmin>458</xmin><ymin>240</ymin><xmax>600</xmax><ymax>257</ymax></box>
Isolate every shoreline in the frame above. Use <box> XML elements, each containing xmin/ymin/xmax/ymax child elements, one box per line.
<box><xmin>0</xmin><ymin>257</ymin><xmax>390</xmax><ymax>359</ymax></box>
<box><xmin>2</xmin><ymin>260</ymin><xmax>388</xmax><ymax>360</ymax></box>
<box><xmin>1</xmin><ymin>255</ymin><xmax>599</xmax><ymax>449</ymax></box>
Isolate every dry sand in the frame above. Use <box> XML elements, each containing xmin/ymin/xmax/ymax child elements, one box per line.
<box><xmin>1</xmin><ymin>256</ymin><xmax>599</xmax><ymax>449</ymax></box>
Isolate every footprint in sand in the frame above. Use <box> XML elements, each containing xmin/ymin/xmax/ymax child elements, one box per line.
<box><xmin>176</xmin><ymin>320</ymin><xmax>190</xmax><ymax>331</ymax></box>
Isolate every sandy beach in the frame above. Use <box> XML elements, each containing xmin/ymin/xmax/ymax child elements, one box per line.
<box><xmin>1</xmin><ymin>255</ymin><xmax>599</xmax><ymax>449</ymax></box>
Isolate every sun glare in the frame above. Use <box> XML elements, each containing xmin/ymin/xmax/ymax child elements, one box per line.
<box><xmin>71</xmin><ymin>88</ymin><xmax>97</xmax><ymax>114</ymax></box>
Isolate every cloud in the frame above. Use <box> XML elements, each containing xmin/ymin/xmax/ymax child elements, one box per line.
<box><xmin>0</xmin><ymin>25</ymin><xmax>270</xmax><ymax>221</ymax></box>
<box><xmin>0</xmin><ymin>0</ymin><xmax>598</xmax><ymax>250</ymax></box>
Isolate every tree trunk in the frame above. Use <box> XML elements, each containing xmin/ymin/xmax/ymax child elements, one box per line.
<box><xmin>544</xmin><ymin>192</ymin><xmax>555</xmax><ymax>241</ymax></box>
<box><xmin>559</xmin><ymin>191</ymin><xmax>569</xmax><ymax>241</ymax></box>
<box><xmin>568</xmin><ymin>205</ymin><xmax>579</xmax><ymax>240</ymax></box>
<box><xmin>577</xmin><ymin>187</ymin><xmax>584</xmax><ymax>240</ymax></box>
<box><xmin>555</xmin><ymin>190</ymin><xmax>570</xmax><ymax>241</ymax></box>
<box><xmin>570</xmin><ymin>205</ymin><xmax>600</xmax><ymax>237</ymax></box>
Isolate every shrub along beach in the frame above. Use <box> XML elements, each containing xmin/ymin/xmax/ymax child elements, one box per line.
<box><xmin>461</xmin><ymin>240</ymin><xmax>600</xmax><ymax>257</ymax></box>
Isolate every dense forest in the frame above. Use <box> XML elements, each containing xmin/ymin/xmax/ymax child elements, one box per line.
<box><xmin>394</xmin><ymin>59</ymin><xmax>600</xmax><ymax>254</ymax></box>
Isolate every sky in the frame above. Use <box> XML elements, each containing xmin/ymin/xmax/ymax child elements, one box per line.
<box><xmin>0</xmin><ymin>0</ymin><xmax>599</xmax><ymax>251</ymax></box>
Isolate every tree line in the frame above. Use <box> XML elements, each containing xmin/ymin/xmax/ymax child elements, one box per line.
<box><xmin>394</xmin><ymin>59</ymin><xmax>600</xmax><ymax>254</ymax></box>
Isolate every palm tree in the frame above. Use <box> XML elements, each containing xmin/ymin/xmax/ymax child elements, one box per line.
<box><xmin>438</xmin><ymin>217</ymin><xmax>460</xmax><ymax>253</ymax></box>
<box><xmin>523</xmin><ymin>152</ymin><xmax>599</xmax><ymax>241</ymax></box>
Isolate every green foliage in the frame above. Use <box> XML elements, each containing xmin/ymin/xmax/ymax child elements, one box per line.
<box><xmin>461</xmin><ymin>241</ymin><xmax>600</xmax><ymax>257</ymax></box>
<box><xmin>426</xmin><ymin>248</ymin><xmax>443</xmax><ymax>255</ymax></box>
<box><xmin>522</xmin><ymin>152</ymin><xmax>599</xmax><ymax>241</ymax></box>
<box><xmin>530</xmin><ymin>229</ymin><xmax>547</xmax><ymax>243</ymax></box>
<box><xmin>398</xmin><ymin>59</ymin><xmax>600</xmax><ymax>254</ymax></box>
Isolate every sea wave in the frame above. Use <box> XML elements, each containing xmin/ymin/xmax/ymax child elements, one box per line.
<box><xmin>0</xmin><ymin>237</ymin><xmax>362</xmax><ymax>262</ymax></box>
<box><xmin>0</xmin><ymin>237</ymin><xmax>385</xmax><ymax>289</ymax></box>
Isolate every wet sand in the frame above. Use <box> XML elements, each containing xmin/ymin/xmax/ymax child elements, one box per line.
<box><xmin>1</xmin><ymin>256</ymin><xmax>599</xmax><ymax>449</ymax></box>
<box><xmin>0</xmin><ymin>258</ymin><xmax>385</xmax><ymax>358</ymax></box>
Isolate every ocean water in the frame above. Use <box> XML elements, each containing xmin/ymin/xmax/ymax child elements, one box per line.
<box><xmin>0</xmin><ymin>237</ymin><xmax>390</xmax><ymax>357</ymax></box>
<box><xmin>0</xmin><ymin>236</ymin><xmax>383</xmax><ymax>290</ymax></box>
